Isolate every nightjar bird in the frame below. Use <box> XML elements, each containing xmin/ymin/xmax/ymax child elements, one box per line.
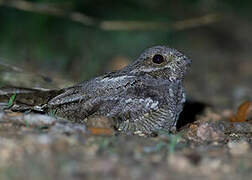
<box><xmin>46</xmin><ymin>46</ymin><xmax>191</xmax><ymax>135</ymax></box>
<box><xmin>0</xmin><ymin>46</ymin><xmax>191</xmax><ymax>136</ymax></box>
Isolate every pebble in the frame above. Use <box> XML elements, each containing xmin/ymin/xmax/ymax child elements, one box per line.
<box><xmin>197</xmin><ymin>122</ymin><xmax>225</xmax><ymax>141</ymax></box>
<box><xmin>168</xmin><ymin>154</ymin><xmax>192</xmax><ymax>172</ymax></box>
<box><xmin>228</xmin><ymin>140</ymin><xmax>250</xmax><ymax>156</ymax></box>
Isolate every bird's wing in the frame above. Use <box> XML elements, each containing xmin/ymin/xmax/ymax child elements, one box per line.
<box><xmin>102</xmin><ymin>81</ymin><xmax>177</xmax><ymax>135</ymax></box>
<box><xmin>46</xmin><ymin>74</ymin><xmax>138</xmax><ymax>121</ymax></box>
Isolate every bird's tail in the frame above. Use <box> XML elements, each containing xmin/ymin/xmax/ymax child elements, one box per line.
<box><xmin>0</xmin><ymin>86</ymin><xmax>63</xmax><ymax>112</ymax></box>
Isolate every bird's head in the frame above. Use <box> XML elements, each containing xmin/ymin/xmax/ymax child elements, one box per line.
<box><xmin>125</xmin><ymin>46</ymin><xmax>191</xmax><ymax>81</ymax></box>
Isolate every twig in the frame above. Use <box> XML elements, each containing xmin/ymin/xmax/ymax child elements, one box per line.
<box><xmin>100</xmin><ymin>14</ymin><xmax>221</xmax><ymax>31</ymax></box>
<box><xmin>0</xmin><ymin>0</ymin><xmax>222</xmax><ymax>31</ymax></box>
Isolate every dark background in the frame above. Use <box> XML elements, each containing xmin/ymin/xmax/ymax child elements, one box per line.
<box><xmin>0</xmin><ymin>0</ymin><xmax>251</xmax><ymax>109</ymax></box>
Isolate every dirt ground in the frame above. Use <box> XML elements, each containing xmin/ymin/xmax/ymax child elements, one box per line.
<box><xmin>0</xmin><ymin>16</ymin><xmax>252</xmax><ymax>180</ymax></box>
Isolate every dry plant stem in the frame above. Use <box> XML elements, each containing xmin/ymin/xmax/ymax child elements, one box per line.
<box><xmin>100</xmin><ymin>14</ymin><xmax>221</xmax><ymax>31</ymax></box>
<box><xmin>0</xmin><ymin>0</ymin><xmax>222</xmax><ymax>31</ymax></box>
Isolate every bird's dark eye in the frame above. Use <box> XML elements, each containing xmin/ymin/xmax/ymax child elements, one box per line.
<box><xmin>152</xmin><ymin>54</ymin><xmax>164</xmax><ymax>64</ymax></box>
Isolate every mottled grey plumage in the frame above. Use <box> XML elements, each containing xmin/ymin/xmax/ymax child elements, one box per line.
<box><xmin>46</xmin><ymin>46</ymin><xmax>191</xmax><ymax>135</ymax></box>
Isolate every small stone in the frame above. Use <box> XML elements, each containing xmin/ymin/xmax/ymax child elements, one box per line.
<box><xmin>228</xmin><ymin>140</ymin><xmax>250</xmax><ymax>156</ymax></box>
<box><xmin>197</xmin><ymin>122</ymin><xmax>225</xmax><ymax>141</ymax></box>
<box><xmin>200</xmin><ymin>158</ymin><xmax>222</xmax><ymax>174</ymax></box>
<box><xmin>168</xmin><ymin>154</ymin><xmax>192</xmax><ymax>172</ymax></box>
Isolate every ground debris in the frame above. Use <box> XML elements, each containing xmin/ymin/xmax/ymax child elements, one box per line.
<box><xmin>0</xmin><ymin>105</ymin><xmax>252</xmax><ymax>180</ymax></box>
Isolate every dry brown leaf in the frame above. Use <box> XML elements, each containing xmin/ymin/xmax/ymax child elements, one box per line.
<box><xmin>230</xmin><ymin>101</ymin><xmax>252</xmax><ymax>122</ymax></box>
<box><xmin>88</xmin><ymin>127</ymin><xmax>114</xmax><ymax>136</ymax></box>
